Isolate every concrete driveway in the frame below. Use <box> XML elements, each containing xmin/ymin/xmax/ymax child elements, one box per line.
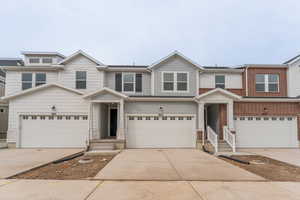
<box><xmin>95</xmin><ymin>149</ymin><xmax>264</xmax><ymax>181</ymax></box>
<box><xmin>0</xmin><ymin>180</ymin><xmax>299</xmax><ymax>200</ymax></box>
<box><xmin>242</xmin><ymin>148</ymin><xmax>300</xmax><ymax>167</ymax></box>
<box><xmin>0</xmin><ymin>148</ymin><xmax>83</xmax><ymax>178</ymax></box>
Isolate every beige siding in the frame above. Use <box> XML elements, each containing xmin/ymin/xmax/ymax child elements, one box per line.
<box><xmin>199</xmin><ymin>73</ymin><xmax>243</xmax><ymax>89</ymax></box>
<box><xmin>7</xmin><ymin>86</ymin><xmax>89</xmax><ymax>143</ymax></box>
<box><xmin>5</xmin><ymin>71</ymin><xmax>58</xmax><ymax>96</ymax></box>
<box><xmin>58</xmin><ymin>55</ymin><xmax>104</xmax><ymax>92</ymax></box>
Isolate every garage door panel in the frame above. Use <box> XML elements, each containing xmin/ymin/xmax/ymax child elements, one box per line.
<box><xmin>21</xmin><ymin>115</ymin><xmax>88</xmax><ymax>148</ymax></box>
<box><xmin>126</xmin><ymin>115</ymin><xmax>196</xmax><ymax>148</ymax></box>
<box><xmin>235</xmin><ymin>116</ymin><xmax>298</xmax><ymax>148</ymax></box>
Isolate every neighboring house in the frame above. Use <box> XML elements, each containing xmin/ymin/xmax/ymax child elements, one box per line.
<box><xmin>0</xmin><ymin>58</ymin><xmax>23</xmax><ymax>139</ymax></box>
<box><xmin>1</xmin><ymin>50</ymin><xmax>300</xmax><ymax>151</ymax></box>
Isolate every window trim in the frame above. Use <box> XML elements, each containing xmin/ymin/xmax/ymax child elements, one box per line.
<box><xmin>122</xmin><ymin>72</ymin><xmax>136</xmax><ymax>93</ymax></box>
<box><xmin>255</xmin><ymin>74</ymin><xmax>279</xmax><ymax>93</ymax></box>
<box><xmin>161</xmin><ymin>71</ymin><xmax>189</xmax><ymax>92</ymax></box>
<box><xmin>75</xmin><ymin>71</ymin><xmax>87</xmax><ymax>89</ymax></box>
<box><xmin>215</xmin><ymin>74</ymin><xmax>226</xmax><ymax>89</ymax></box>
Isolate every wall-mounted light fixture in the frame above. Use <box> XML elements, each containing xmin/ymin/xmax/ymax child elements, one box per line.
<box><xmin>158</xmin><ymin>106</ymin><xmax>164</xmax><ymax>117</ymax></box>
<box><xmin>262</xmin><ymin>107</ymin><xmax>268</xmax><ymax>115</ymax></box>
<box><xmin>51</xmin><ymin>105</ymin><xmax>57</xmax><ymax>115</ymax></box>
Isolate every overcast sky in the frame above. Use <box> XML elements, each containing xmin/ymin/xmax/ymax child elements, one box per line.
<box><xmin>1</xmin><ymin>0</ymin><xmax>300</xmax><ymax>66</ymax></box>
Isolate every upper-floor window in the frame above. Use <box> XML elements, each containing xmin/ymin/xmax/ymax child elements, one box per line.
<box><xmin>22</xmin><ymin>73</ymin><xmax>32</xmax><ymax>90</ymax></box>
<box><xmin>42</xmin><ymin>58</ymin><xmax>53</xmax><ymax>64</ymax></box>
<box><xmin>123</xmin><ymin>73</ymin><xmax>135</xmax><ymax>92</ymax></box>
<box><xmin>215</xmin><ymin>75</ymin><xmax>225</xmax><ymax>89</ymax></box>
<box><xmin>28</xmin><ymin>58</ymin><xmax>40</xmax><ymax>64</ymax></box>
<box><xmin>115</xmin><ymin>73</ymin><xmax>142</xmax><ymax>93</ymax></box>
<box><xmin>76</xmin><ymin>71</ymin><xmax>87</xmax><ymax>89</ymax></box>
<box><xmin>35</xmin><ymin>73</ymin><xmax>46</xmax><ymax>86</ymax></box>
<box><xmin>162</xmin><ymin>72</ymin><xmax>188</xmax><ymax>92</ymax></box>
<box><xmin>28</xmin><ymin>57</ymin><xmax>53</xmax><ymax>64</ymax></box>
<box><xmin>256</xmin><ymin>74</ymin><xmax>279</xmax><ymax>92</ymax></box>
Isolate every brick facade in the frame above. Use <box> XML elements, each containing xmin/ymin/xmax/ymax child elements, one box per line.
<box><xmin>234</xmin><ymin>102</ymin><xmax>300</xmax><ymax>141</ymax></box>
<box><xmin>234</xmin><ymin>102</ymin><xmax>300</xmax><ymax>116</ymax></box>
<box><xmin>246</xmin><ymin>67</ymin><xmax>287</xmax><ymax>97</ymax></box>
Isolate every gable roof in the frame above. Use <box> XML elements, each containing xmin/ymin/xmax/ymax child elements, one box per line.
<box><xmin>58</xmin><ymin>50</ymin><xmax>104</xmax><ymax>65</ymax></box>
<box><xmin>283</xmin><ymin>54</ymin><xmax>300</xmax><ymax>65</ymax></box>
<box><xmin>82</xmin><ymin>87</ymin><xmax>128</xmax><ymax>99</ymax></box>
<box><xmin>194</xmin><ymin>88</ymin><xmax>242</xmax><ymax>100</ymax></box>
<box><xmin>1</xmin><ymin>83</ymin><xmax>84</xmax><ymax>100</ymax></box>
<box><xmin>148</xmin><ymin>51</ymin><xmax>203</xmax><ymax>70</ymax></box>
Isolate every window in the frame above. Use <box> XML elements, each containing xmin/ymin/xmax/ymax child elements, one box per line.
<box><xmin>163</xmin><ymin>72</ymin><xmax>174</xmax><ymax>91</ymax></box>
<box><xmin>115</xmin><ymin>73</ymin><xmax>142</xmax><ymax>93</ymax></box>
<box><xmin>42</xmin><ymin>58</ymin><xmax>53</xmax><ymax>64</ymax></box>
<box><xmin>22</xmin><ymin>73</ymin><xmax>32</xmax><ymax>90</ymax></box>
<box><xmin>35</xmin><ymin>73</ymin><xmax>46</xmax><ymax>86</ymax></box>
<box><xmin>177</xmin><ymin>73</ymin><xmax>188</xmax><ymax>91</ymax></box>
<box><xmin>162</xmin><ymin>72</ymin><xmax>188</xmax><ymax>92</ymax></box>
<box><xmin>76</xmin><ymin>71</ymin><xmax>87</xmax><ymax>89</ymax></box>
<box><xmin>129</xmin><ymin>116</ymin><xmax>134</xmax><ymax>120</ymax></box>
<box><xmin>83</xmin><ymin>116</ymin><xmax>88</xmax><ymax>120</ymax></box>
<box><xmin>255</xmin><ymin>74</ymin><xmax>279</xmax><ymax>92</ymax></box>
<box><xmin>123</xmin><ymin>73</ymin><xmax>135</xmax><ymax>92</ymax></box>
<box><xmin>215</xmin><ymin>75</ymin><xmax>225</xmax><ymax>89</ymax></box>
<box><xmin>29</xmin><ymin>58</ymin><xmax>40</xmax><ymax>64</ymax></box>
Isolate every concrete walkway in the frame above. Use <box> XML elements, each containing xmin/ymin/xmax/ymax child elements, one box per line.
<box><xmin>0</xmin><ymin>148</ymin><xmax>83</xmax><ymax>178</ymax></box>
<box><xmin>95</xmin><ymin>149</ymin><xmax>264</xmax><ymax>181</ymax></box>
<box><xmin>0</xmin><ymin>180</ymin><xmax>299</xmax><ymax>200</ymax></box>
<box><xmin>242</xmin><ymin>148</ymin><xmax>300</xmax><ymax>167</ymax></box>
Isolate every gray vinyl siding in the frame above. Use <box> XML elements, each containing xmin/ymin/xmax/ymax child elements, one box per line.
<box><xmin>153</xmin><ymin>56</ymin><xmax>198</xmax><ymax>96</ymax></box>
<box><xmin>104</xmin><ymin>71</ymin><xmax>151</xmax><ymax>96</ymax></box>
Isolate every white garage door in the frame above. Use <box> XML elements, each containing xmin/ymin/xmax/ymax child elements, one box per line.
<box><xmin>126</xmin><ymin>115</ymin><xmax>196</xmax><ymax>148</ymax></box>
<box><xmin>20</xmin><ymin>115</ymin><xmax>88</xmax><ymax>148</ymax></box>
<box><xmin>235</xmin><ymin>116</ymin><xmax>298</xmax><ymax>148</ymax></box>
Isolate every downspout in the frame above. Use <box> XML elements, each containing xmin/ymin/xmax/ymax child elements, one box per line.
<box><xmin>245</xmin><ymin>66</ymin><xmax>248</xmax><ymax>96</ymax></box>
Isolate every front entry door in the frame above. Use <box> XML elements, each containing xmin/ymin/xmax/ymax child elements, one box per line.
<box><xmin>109</xmin><ymin>109</ymin><xmax>118</xmax><ymax>137</ymax></box>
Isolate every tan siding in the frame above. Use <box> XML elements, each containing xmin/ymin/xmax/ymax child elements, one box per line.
<box><xmin>7</xmin><ymin>87</ymin><xmax>89</xmax><ymax>143</ymax></box>
<box><xmin>59</xmin><ymin>55</ymin><xmax>104</xmax><ymax>93</ymax></box>
<box><xmin>5</xmin><ymin>71</ymin><xmax>58</xmax><ymax>96</ymax></box>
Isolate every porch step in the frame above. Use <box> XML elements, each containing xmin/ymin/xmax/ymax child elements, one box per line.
<box><xmin>218</xmin><ymin>141</ymin><xmax>232</xmax><ymax>152</ymax></box>
<box><xmin>85</xmin><ymin>150</ymin><xmax>120</xmax><ymax>156</ymax></box>
<box><xmin>89</xmin><ymin>142</ymin><xmax>115</xmax><ymax>151</ymax></box>
<box><xmin>0</xmin><ymin>141</ymin><xmax>8</xmax><ymax>149</ymax></box>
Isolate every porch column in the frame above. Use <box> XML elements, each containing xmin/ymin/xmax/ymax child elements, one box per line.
<box><xmin>198</xmin><ymin>101</ymin><xmax>205</xmax><ymax>144</ymax></box>
<box><xmin>88</xmin><ymin>102</ymin><xmax>93</xmax><ymax>143</ymax></box>
<box><xmin>117</xmin><ymin>99</ymin><xmax>125</xmax><ymax>140</ymax></box>
<box><xmin>227</xmin><ymin>101</ymin><xmax>234</xmax><ymax>131</ymax></box>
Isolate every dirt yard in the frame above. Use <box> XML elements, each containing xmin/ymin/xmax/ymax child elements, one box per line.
<box><xmin>12</xmin><ymin>155</ymin><xmax>114</xmax><ymax>180</ymax></box>
<box><xmin>220</xmin><ymin>155</ymin><xmax>300</xmax><ymax>181</ymax></box>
